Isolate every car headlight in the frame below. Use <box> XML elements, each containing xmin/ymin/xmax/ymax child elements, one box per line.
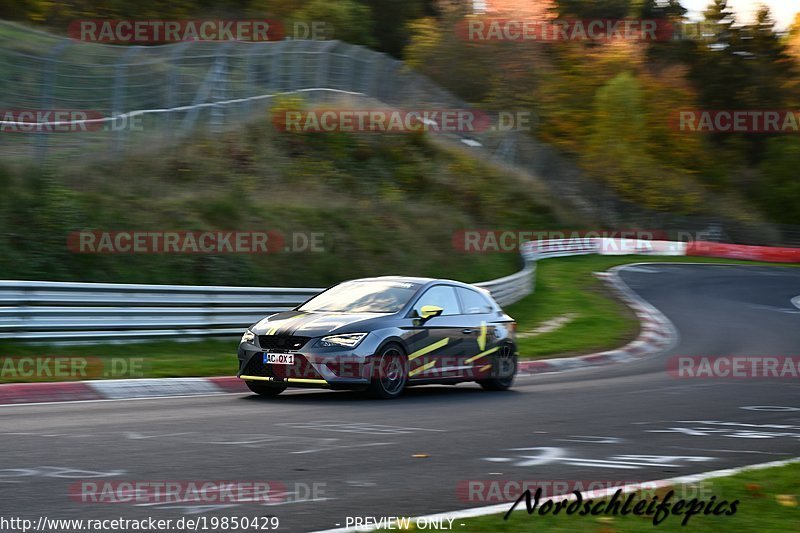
<box><xmin>241</xmin><ymin>330</ymin><xmax>256</xmax><ymax>344</ymax></box>
<box><xmin>317</xmin><ymin>333</ymin><xmax>367</xmax><ymax>348</ymax></box>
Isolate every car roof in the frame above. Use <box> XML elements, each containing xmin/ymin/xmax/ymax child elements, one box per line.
<box><xmin>338</xmin><ymin>276</ymin><xmax>499</xmax><ymax>310</ymax></box>
<box><xmin>348</xmin><ymin>275</ymin><xmax>434</xmax><ymax>285</ymax></box>
<box><xmin>346</xmin><ymin>275</ymin><xmax>486</xmax><ymax>291</ymax></box>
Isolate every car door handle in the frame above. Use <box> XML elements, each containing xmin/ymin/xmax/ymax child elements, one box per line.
<box><xmin>462</xmin><ymin>328</ymin><xmax>475</xmax><ymax>334</ymax></box>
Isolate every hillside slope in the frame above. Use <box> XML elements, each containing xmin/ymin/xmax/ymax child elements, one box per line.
<box><xmin>0</xmin><ymin>120</ymin><xmax>567</xmax><ymax>286</ymax></box>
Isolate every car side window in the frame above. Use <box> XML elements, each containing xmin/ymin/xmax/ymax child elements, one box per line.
<box><xmin>413</xmin><ymin>286</ymin><xmax>461</xmax><ymax>316</ymax></box>
<box><xmin>457</xmin><ymin>288</ymin><xmax>493</xmax><ymax>314</ymax></box>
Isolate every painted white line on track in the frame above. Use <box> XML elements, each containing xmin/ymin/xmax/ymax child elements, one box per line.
<box><xmin>749</xmin><ymin>303</ymin><xmax>800</xmax><ymax>314</ymax></box>
<box><xmin>0</xmin><ymin>380</ymin><xmax>545</xmax><ymax>409</ymax></box>
<box><xmin>0</xmin><ymin>384</ymin><xmax>343</xmax><ymax>409</ymax></box>
<box><xmin>310</xmin><ymin>456</ymin><xmax>800</xmax><ymax>533</ymax></box>
<box><xmin>620</xmin><ymin>266</ymin><xmax>660</xmax><ymax>273</ymax></box>
<box><xmin>0</xmin><ymin>392</ymin><xmax>251</xmax><ymax>408</ymax></box>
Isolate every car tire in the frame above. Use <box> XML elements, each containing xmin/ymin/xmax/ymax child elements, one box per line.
<box><xmin>478</xmin><ymin>343</ymin><xmax>517</xmax><ymax>391</ymax></box>
<box><xmin>245</xmin><ymin>380</ymin><xmax>287</xmax><ymax>397</ymax></box>
<box><xmin>367</xmin><ymin>343</ymin><xmax>408</xmax><ymax>399</ymax></box>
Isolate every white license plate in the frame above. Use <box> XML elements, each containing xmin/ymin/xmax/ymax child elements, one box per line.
<box><xmin>264</xmin><ymin>353</ymin><xmax>294</xmax><ymax>365</ymax></box>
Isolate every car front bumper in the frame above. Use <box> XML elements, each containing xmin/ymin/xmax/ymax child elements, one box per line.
<box><xmin>236</xmin><ymin>336</ymin><xmax>386</xmax><ymax>389</ymax></box>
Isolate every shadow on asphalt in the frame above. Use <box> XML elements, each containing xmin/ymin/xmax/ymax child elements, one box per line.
<box><xmin>239</xmin><ymin>384</ymin><xmax>523</xmax><ymax>405</ymax></box>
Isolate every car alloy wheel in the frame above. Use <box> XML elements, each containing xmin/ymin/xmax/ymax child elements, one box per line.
<box><xmin>368</xmin><ymin>344</ymin><xmax>408</xmax><ymax>399</ymax></box>
<box><xmin>478</xmin><ymin>342</ymin><xmax>517</xmax><ymax>391</ymax></box>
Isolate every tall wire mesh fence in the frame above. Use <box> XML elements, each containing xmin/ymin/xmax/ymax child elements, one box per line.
<box><xmin>0</xmin><ymin>21</ymin><xmax>472</xmax><ymax>156</ymax></box>
<box><xmin>1</xmin><ymin>20</ymin><xmax>798</xmax><ymax>246</ymax></box>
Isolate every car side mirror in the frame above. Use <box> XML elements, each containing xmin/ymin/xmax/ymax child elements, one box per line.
<box><xmin>419</xmin><ymin>305</ymin><xmax>444</xmax><ymax>321</ymax></box>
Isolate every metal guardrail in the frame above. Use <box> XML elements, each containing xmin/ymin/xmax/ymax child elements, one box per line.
<box><xmin>475</xmin><ymin>261</ymin><xmax>536</xmax><ymax>308</ymax></box>
<box><xmin>522</xmin><ymin>238</ymin><xmax>598</xmax><ymax>260</ymax></box>
<box><xmin>0</xmin><ymin>259</ymin><xmax>537</xmax><ymax>343</ymax></box>
<box><xmin>0</xmin><ymin>281</ymin><xmax>321</xmax><ymax>342</ymax></box>
<box><xmin>6</xmin><ymin>236</ymin><xmax>740</xmax><ymax>343</ymax></box>
<box><xmin>521</xmin><ymin>238</ymin><xmax>692</xmax><ymax>260</ymax></box>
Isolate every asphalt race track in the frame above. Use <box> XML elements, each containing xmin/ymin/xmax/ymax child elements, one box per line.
<box><xmin>1</xmin><ymin>264</ymin><xmax>799</xmax><ymax>532</ymax></box>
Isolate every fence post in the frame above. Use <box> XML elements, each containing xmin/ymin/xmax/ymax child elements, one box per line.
<box><xmin>165</xmin><ymin>42</ymin><xmax>189</xmax><ymax>141</ymax></box>
<box><xmin>314</xmin><ymin>40</ymin><xmax>339</xmax><ymax>104</ymax></box>
<box><xmin>269</xmin><ymin>41</ymin><xmax>289</xmax><ymax>93</ymax></box>
<box><xmin>243</xmin><ymin>43</ymin><xmax>265</xmax><ymax>117</ymax></box>
<box><xmin>112</xmin><ymin>46</ymin><xmax>142</xmax><ymax>156</ymax></box>
<box><xmin>494</xmin><ymin>132</ymin><xmax>518</xmax><ymax>163</ymax></box>
<box><xmin>180</xmin><ymin>42</ymin><xmax>233</xmax><ymax>135</ymax></box>
<box><xmin>210</xmin><ymin>42</ymin><xmax>234</xmax><ymax>135</ymax></box>
<box><xmin>361</xmin><ymin>49</ymin><xmax>381</xmax><ymax>97</ymax></box>
<box><xmin>341</xmin><ymin>43</ymin><xmax>358</xmax><ymax>94</ymax></box>
<box><xmin>35</xmin><ymin>41</ymin><xmax>71</xmax><ymax>162</ymax></box>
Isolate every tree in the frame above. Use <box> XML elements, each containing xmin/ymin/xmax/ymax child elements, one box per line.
<box><xmin>404</xmin><ymin>15</ymin><xmax>497</xmax><ymax>103</ymax></box>
<box><xmin>584</xmin><ymin>72</ymin><xmax>701</xmax><ymax>212</ymax></box>
<box><xmin>291</xmin><ymin>0</ymin><xmax>375</xmax><ymax>46</ymax></box>
<box><xmin>550</xmin><ymin>0</ymin><xmax>632</xmax><ymax>19</ymax></box>
<box><xmin>640</xmin><ymin>0</ymin><xmax>692</xmax><ymax>67</ymax></box>
<box><xmin>703</xmin><ymin>0</ymin><xmax>735</xmax><ymax>34</ymax></box>
<box><xmin>756</xmin><ymin>136</ymin><xmax>800</xmax><ymax>224</ymax></box>
<box><xmin>739</xmin><ymin>5</ymin><xmax>793</xmax><ymax>107</ymax></box>
<box><xmin>786</xmin><ymin>13</ymin><xmax>800</xmax><ymax>104</ymax></box>
<box><xmin>789</xmin><ymin>12</ymin><xmax>800</xmax><ymax>60</ymax></box>
<box><xmin>361</xmin><ymin>0</ymin><xmax>436</xmax><ymax>58</ymax></box>
<box><xmin>686</xmin><ymin>3</ymin><xmax>794</xmax><ymax>162</ymax></box>
<box><xmin>636</xmin><ymin>0</ymin><xmax>686</xmax><ymax>19</ymax></box>
<box><xmin>0</xmin><ymin>0</ymin><xmax>47</xmax><ymax>21</ymax></box>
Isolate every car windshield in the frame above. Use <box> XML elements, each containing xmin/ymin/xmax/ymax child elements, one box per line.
<box><xmin>298</xmin><ymin>281</ymin><xmax>420</xmax><ymax>314</ymax></box>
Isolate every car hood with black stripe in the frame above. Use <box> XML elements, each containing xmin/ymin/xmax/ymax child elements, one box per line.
<box><xmin>251</xmin><ymin>310</ymin><xmax>394</xmax><ymax>338</ymax></box>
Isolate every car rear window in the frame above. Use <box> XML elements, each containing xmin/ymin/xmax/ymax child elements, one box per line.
<box><xmin>457</xmin><ymin>287</ymin><xmax>494</xmax><ymax>314</ymax></box>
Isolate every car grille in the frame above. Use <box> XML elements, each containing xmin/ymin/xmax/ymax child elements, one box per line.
<box><xmin>241</xmin><ymin>353</ymin><xmax>324</xmax><ymax>380</ymax></box>
<box><xmin>257</xmin><ymin>335</ymin><xmax>310</xmax><ymax>351</ymax></box>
